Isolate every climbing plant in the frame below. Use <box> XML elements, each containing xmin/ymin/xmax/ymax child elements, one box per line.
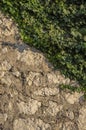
<box><xmin>0</xmin><ymin>0</ymin><xmax>86</xmax><ymax>93</ymax></box>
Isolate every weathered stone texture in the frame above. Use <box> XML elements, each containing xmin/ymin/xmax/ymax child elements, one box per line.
<box><xmin>0</xmin><ymin>11</ymin><xmax>86</xmax><ymax>130</ymax></box>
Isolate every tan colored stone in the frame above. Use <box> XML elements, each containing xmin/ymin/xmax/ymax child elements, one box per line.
<box><xmin>0</xmin><ymin>113</ymin><xmax>7</xmax><ymax>124</ymax></box>
<box><xmin>65</xmin><ymin>92</ymin><xmax>83</xmax><ymax>104</ymax></box>
<box><xmin>33</xmin><ymin>87</ymin><xmax>59</xmax><ymax>96</ymax></box>
<box><xmin>78</xmin><ymin>106</ymin><xmax>86</xmax><ymax>130</ymax></box>
<box><xmin>17</xmin><ymin>99</ymin><xmax>41</xmax><ymax>115</ymax></box>
<box><xmin>45</xmin><ymin>101</ymin><xmax>63</xmax><ymax>116</ymax></box>
<box><xmin>13</xmin><ymin>118</ymin><xmax>51</xmax><ymax>130</ymax></box>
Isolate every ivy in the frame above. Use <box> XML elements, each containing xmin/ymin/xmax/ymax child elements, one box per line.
<box><xmin>0</xmin><ymin>0</ymin><xmax>86</xmax><ymax>93</ymax></box>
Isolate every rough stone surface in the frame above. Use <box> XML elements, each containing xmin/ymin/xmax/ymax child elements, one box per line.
<box><xmin>0</xmin><ymin>11</ymin><xmax>86</xmax><ymax>130</ymax></box>
<box><xmin>13</xmin><ymin>118</ymin><xmax>51</xmax><ymax>130</ymax></box>
<box><xmin>78</xmin><ymin>106</ymin><xmax>86</xmax><ymax>130</ymax></box>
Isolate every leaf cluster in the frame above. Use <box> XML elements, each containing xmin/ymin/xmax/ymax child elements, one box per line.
<box><xmin>0</xmin><ymin>0</ymin><xmax>86</xmax><ymax>93</ymax></box>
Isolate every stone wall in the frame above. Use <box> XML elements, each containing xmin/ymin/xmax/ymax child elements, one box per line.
<box><xmin>0</xmin><ymin>11</ymin><xmax>86</xmax><ymax>130</ymax></box>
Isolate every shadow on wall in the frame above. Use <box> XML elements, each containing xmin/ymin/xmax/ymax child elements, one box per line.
<box><xmin>1</xmin><ymin>42</ymin><xmax>31</xmax><ymax>52</ymax></box>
